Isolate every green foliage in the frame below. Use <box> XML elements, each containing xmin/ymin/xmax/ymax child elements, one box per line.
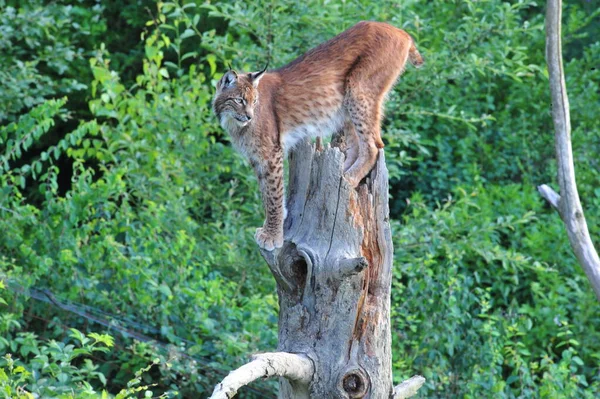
<box><xmin>0</xmin><ymin>0</ymin><xmax>105</xmax><ymax>122</ymax></box>
<box><xmin>391</xmin><ymin>186</ymin><xmax>599</xmax><ymax>397</ymax></box>
<box><xmin>1</xmin><ymin>0</ymin><xmax>599</xmax><ymax>397</ymax></box>
<box><xmin>0</xmin><ymin>344</ymin><xmax>174</xmax><ymax>399</ymax></box>
<box><xmin>0</xmin><ymin>284</ymin><xmax>175</xmax><ymax>398</ymax></box>
<box><xmin>113</xmin><ymin>359</ymin><xmax>176</xmax><ymax>399</ymax></box>
<box><xmin>1</xmin><ymin>3</ymin><xmax>277</xmax><ymax>396</ymax></box>
<box><xmin>0</xmin><ymin>98</ymin><xmax>67</xmax><ymax>174</ymax></box>
<box><xmin>0</xmin><ymin>329</ymin><xmax>111</xmax><ymax>398</ymax></box>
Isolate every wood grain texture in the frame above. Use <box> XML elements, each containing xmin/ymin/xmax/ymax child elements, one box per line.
<box><xmin>261</xmin><ymin>139</ymin><xmax>396</xmax><ymax>398</ymax></box>
<box><xmin>210</xmin><ymin>138</ymin><xmax>424</xmax><ymax>398</ymax></box>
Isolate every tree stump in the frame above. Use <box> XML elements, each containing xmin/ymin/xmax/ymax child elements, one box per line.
<box><xmin>210</xmin><ymin>139</ymin><xmax>423</xmax><ymax>398</ymax></box>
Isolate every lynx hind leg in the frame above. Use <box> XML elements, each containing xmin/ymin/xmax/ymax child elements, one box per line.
<box><xmin>343</xmin><ymin>119</ymin><xmax>359</xmax><ymax>172</ymax></box>
<box><xmin>342</xmin><ymin>45</ymin><xmax>403</xmax><ymax>187</ymax></box>
<box><xmin>343</xmin><ymin>93</ymin><xmax>382</xmax><ymax>187</ymax></box>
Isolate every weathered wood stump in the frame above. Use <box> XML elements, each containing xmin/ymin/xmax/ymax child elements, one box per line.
<box><xmin>210</xmin><ymin>139</ymin><xmax>423</xmax><ymax>398</ymax></box>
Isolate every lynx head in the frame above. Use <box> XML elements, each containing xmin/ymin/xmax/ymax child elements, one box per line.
<box><xmin>213</xmin><ymin>66</ymin><xmax>267</xmax><ymax>131</ymax></box>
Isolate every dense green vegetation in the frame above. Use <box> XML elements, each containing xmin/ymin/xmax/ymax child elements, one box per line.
<box><xmin>1</xmin><ymin>0</ymin><xmax>599</xmax><ymax>397</ymax></box>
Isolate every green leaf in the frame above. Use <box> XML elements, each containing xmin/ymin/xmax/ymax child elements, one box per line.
<box><xmin>180</xmin><ymin>28</ymin><xmax>195</xmax><ymax>40</ymax></box>
<box><xmin>159</xmin><ymin>68</ymin><xmax>169</xmax><ymax>78</ymax></box>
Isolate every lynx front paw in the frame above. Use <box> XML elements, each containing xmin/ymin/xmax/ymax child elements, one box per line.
<box><xmin>254</xmin><ymin>227</ymin><xmax>284</xmax><ymax>251</ymax></box>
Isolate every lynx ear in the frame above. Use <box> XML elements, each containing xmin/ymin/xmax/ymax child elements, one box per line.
<box><xmin>219</xmin><ymin>70</ymin><xmax>238</xmax><ymax>90</ymax></box>
<box><xmin>250</xmin><ymin>63</ymin><xmax>268</xmax><ymax>88</ymax></box>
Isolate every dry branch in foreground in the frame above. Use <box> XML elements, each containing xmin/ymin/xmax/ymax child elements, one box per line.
<box><xmin>208</xmin><ymin>352</ymin><xmax>313</xmax><ymax>399</ymax></box>
<box><xmin>393</xmin><ymin>376</ymin><xmax>426</xmax><ymax>399</ymax></box>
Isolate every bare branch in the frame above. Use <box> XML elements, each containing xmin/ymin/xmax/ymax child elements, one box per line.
<box><xmin>542</xmin><ymin>0</ymin><xmax>600</xmax><ymax>300</ymax></box>
<box><xmin>393</xmin><ymin>375</ymin><xmax>426</xmax><ymax>399</ymax></box>
<box><xmin>209</xmin><ymin>352</ymin><xmax>313</xmax><ymax>399</ymax></box>
<box><xmin>537</xmin><ymin>184</ymin><xmax>560</xmax><ymax>210</ymax></box>
<box><xmin>337</xmin><ymin>256</ymin><xmax>368</xmax><ymax>277</ymax></box>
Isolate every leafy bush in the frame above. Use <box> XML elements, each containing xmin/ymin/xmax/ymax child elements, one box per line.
<box><xmin>0</xmin><ymin>282</ymin><xmax>175</xmax><ymax>399</ymax></box>
<box><xmin>1</xmin><ymin>4</ymin><xmax>277</xmax><ymax>396</ymax></box>
<box><xmin>391</xmin><ymin>186</ymin><xmax>599</xmax><ymax>397</ymax></box>
<box><xmin>0</xmin><ymin>0</ymin><xmax>106</xmax><ymax>122</ymax></box>
<box><xmin>0</xmin><ymin>330</ymin><xmax>112</xmax><ymax>399</ymax></box>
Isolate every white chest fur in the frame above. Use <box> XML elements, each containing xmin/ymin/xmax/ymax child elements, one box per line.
<box><xmin>282</xmin><ymin>108</ymin><xmax>345</xmax><ymax>152</ymax></box>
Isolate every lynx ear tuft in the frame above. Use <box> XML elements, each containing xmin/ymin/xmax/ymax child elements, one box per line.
<box><xmin>219</xmin><ymin>70</ymin><xmax>238</xmax><ymax>90</ymax></box>
<box><xmin>250</xmin><ymin>63</ymin><xmax>268</xmax><ymax>88</ymax></box>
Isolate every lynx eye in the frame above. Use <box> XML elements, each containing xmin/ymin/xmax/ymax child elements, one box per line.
<box><xmin>234</xmin><ymin>98</ymin><xmax>244</xmax><ymax>104</ymax></box>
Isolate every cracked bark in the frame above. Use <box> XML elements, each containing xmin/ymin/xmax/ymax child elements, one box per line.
<box><xmin>258</xmin><ymin>139</ymin><xmax>423</xmax><ymax>398</ymax></box>
<box><xmin>210</xmin><ymin>138</ymin><xmax>423</xmax><ymax>397</ymax></box>
<box><xmin>539</xmin><ymin>0</ymin><xmax>600</xmax><ymax>300</ymax></box>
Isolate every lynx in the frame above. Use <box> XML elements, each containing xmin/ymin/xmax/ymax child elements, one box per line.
<box><xmin>212</xmin><ymin>21</ymin><xmax>423</xmax><ymax>250</ymax></box>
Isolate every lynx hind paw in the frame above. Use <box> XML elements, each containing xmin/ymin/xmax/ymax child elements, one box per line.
<box><xmin>255</xmin><ymin>227</ymin><xmax>284</xmax><ymax>251</ymax></box>
<box><xmin>343</xmin><ymin>150</ymin><xmax>359</xmax><ymax>173</ymax></box>
<box><xmin>344</xmin><ymin>171</ymin><xmax>362</xmax><ymax>188</ymax></box>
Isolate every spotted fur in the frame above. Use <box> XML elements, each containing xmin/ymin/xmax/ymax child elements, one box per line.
<box><xmin>212</xmin><ymin>21</ymin><xmax>423</xmax><ymax>250</ymax></box>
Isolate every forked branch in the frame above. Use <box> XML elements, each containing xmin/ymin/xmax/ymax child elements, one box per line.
<box><xmin>208</xmin><ymin>352</ymin><xmax>314</xmax><ymax>399</ymax></box>
<box><xmin>539</xmin><ymin>0</ymin><xmax>600</xmax><ymax>300</ymax></box>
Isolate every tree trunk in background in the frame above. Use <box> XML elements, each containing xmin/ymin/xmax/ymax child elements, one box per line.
<box><xmin>261</xmin><ymin>139</ymin><xmax>395</xmax><ymax>398</ymax></box>
<box><xmin>538</xmin><ymin>0</ymin><xmax>600</xmax><ymax>300</ymax></box>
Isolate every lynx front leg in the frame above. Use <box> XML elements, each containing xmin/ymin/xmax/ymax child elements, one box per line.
<box><xmin>253</xmin><ymin>150</ymin><xmax>285</xmax><ymax>251</ymax></box>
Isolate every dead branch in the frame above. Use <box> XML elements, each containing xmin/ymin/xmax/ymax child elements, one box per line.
<box><xmin>393</xmin><ymin>376</ymin><xmax>426</xmax><ymax>399</ymax></box>
<box><xmin>539</xmin><ymin>0</ymin><xmax>600</xmax><ymax>300</ymax></box>
<box><xmin>208</xmin><ymin>352</ymin><xmax>314</xmax><ymax>399</ymax></box>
